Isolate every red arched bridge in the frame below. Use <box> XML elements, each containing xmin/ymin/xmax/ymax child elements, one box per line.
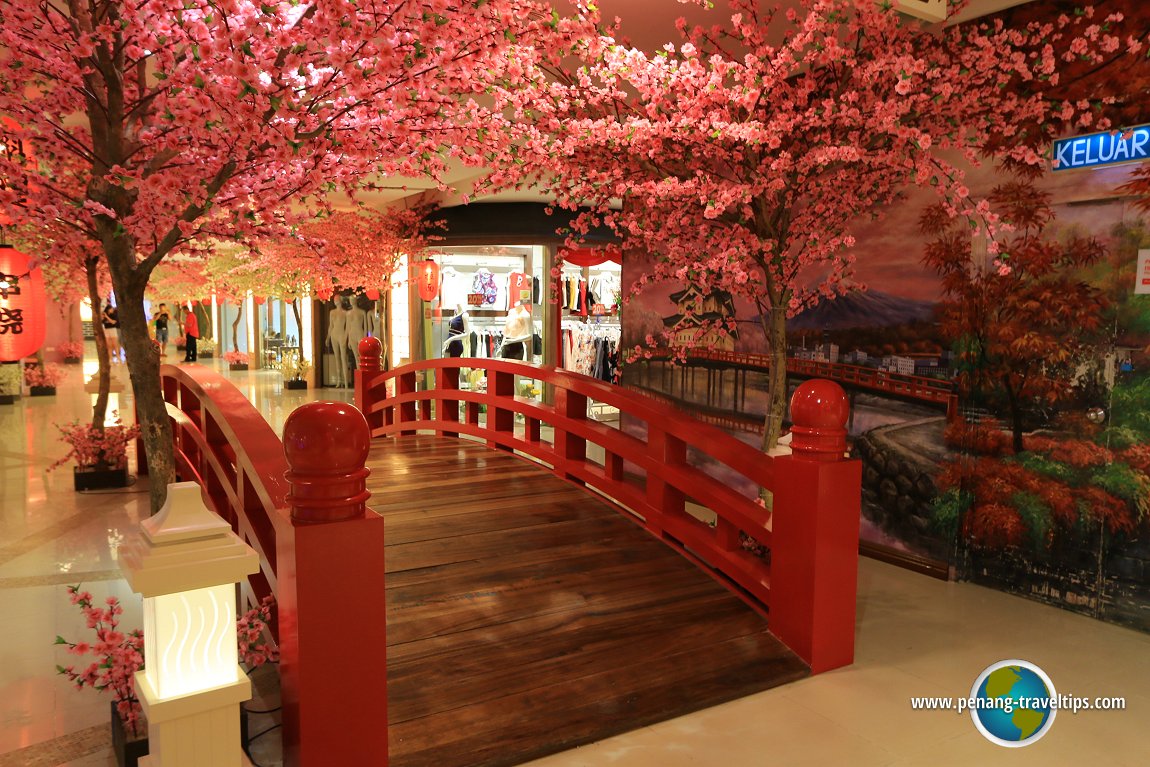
<box><xmin>153</xmin><ymin>343</ymin><xmax>860</xmax><ymax>767</ymax></box>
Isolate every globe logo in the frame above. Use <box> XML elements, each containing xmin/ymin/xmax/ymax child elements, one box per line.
<box><xmin>969</xmin><ymin>660</ymin><xmax>1057</xmax><ymax>747</ymax></box>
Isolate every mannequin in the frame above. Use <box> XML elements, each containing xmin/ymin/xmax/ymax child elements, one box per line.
<box><xmin>346</xmin><ymin>296</ymin><xmax>369</xmax><ymax>368</ymax></box>
<box><xmin>356</xmin><ymin>294</ymin><xmax>380</xmax><ymax>338</ymax></box>
<box><xmin>443</xmin><ymin>304</ymin><xmax>470</xmax><ymax>358</ymax></box>
<box><xmin>500</xmin><ymin>302</ymin><xmax>532</xmax><ymax>361</ymax></box>
<box><xmin>327</xmin><ymin>299</ymin><xmax>350</xmax><ymax>387</ymax></box>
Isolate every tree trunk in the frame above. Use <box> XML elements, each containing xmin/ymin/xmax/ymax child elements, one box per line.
<box><xmin>86</xmin><ymin>259</ymin><xmax>111</xmax><ymax>431</ymax></box>
<box><xmin>759</xmin><ymin>304</ymin><xmax>788</xmax><ymax>452</ymax></box>
<box><xmin>105</xmin><ymin>237</ymin><xmax>175</xmax><ymax>514</ymax></box>
<box><xmin>291</xmin><ymin>300</ymin><xmax>303</xmax><ymax>354</ymax></box>
<box><xmin>1006</xmin><ymin>384</ymin><xmax>1025</xmax><ymax>454</ymax></box>
<box><xmin>231</xmin><ymin>302</ymin><xmax>243</xmax><ymax>353</ymax></box>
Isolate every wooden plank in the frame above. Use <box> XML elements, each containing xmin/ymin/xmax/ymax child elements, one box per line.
<box><xmin>368</xmin><ymin>435</ymin><xmax>808</xmax><ymax>767</ymax></box>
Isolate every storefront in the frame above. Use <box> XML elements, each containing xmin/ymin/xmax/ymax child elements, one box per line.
<box><xmin>413</xmin><ymin>202</ymin><xmax>622</xmax><ymax>381</ymax></box>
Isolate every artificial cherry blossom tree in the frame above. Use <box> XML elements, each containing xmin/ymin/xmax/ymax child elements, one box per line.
<box><xmin>483</xmin><ymin>0</ymin><xmax>1133</xmax><ymax>449</ymax></box>
<box><xmin>0</xmin><ymin>0</ymin><xmax>585</xmax><ymax>510</ymax></box>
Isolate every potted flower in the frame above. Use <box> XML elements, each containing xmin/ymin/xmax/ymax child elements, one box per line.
<box><xmin>281</xmin><ymin>349</ymin><xmax>311</xmax><ymax>390</ymax></box>
<box><xmin>0</xmin><ymin>362</ymin><xmax>20</xmax><ymax>405</ymax></box>
<box><xmin>51</xmin><ymin>416</ymin><xmax>141</xmax><ymax>490</ymax></box>
<box><xmin>59</xmin><ymin>340</ymin><xmax>85</xmax><ymax>363</ymax></box>
<box><xmin>57</xmin><ymin>586</ymin><xmax>278</xmax><ymax>767</ymax></box>
<box><xmin>24</xmin><ymin>362</ymin><xmax>65</xmax><ymax>396</ymax></box>
<box><xmin>224</xmin><ymin>350</ymin><xmax>250</xmax><ymax>370</ymax></box>
<box><xmin>55</xmin><ymin>585</ymin><xmax>147</xmax><ymax>767</ymax></box>
<box><xmin>197</xmin><ymin>338</ymin><xmax>216</xmax><ymax>359</ymax></box>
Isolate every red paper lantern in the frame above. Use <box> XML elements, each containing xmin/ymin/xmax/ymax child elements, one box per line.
<box><xmin>200</xmin><ymin>297</ymin><xmax>212</xmax><ymax>306</ymax></box>
<box><xmin>414</xmin><ymin>260</ymin><xmax>440</xmax><ymax>302</ymax></box>
<box><xmin>255</xmin><ymin>295</ymin><xmax>267</xmax><ymax>306</ymax></box>
<box><xmin>365</xmin><ymin>288</ymin><xmax>380</xmax><ymax>301</ymax></box>
<box><xmin>0</xmin><ymin>245</ymin><xmax>47</xmax><ymax>362</ymax></box>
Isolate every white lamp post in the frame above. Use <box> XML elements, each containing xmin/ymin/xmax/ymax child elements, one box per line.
<box><xmin>120</xmin><ymin>482</ymin><xmax>259</xmax><ymax>767</ymax></box>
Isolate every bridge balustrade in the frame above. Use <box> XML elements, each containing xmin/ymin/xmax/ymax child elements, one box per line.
<box><xmin>155</xmin><ymin>346</ymin><xmax>862</xmax><ymax>767</ymax></box>
<box><xmin>356</xmin><ymin>342</ymin><xmax>861</xmax><ymax>674</ymax></box>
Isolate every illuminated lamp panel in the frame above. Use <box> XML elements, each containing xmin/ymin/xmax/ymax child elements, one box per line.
<box><xmin>144</xmin><ymin>584</ymin><xmax>239</xmax><ymax>700</ymax></box>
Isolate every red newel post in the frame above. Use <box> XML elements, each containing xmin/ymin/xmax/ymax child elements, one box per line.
<box><xmin>770</xmin><ymin>379</ymin><xmax>861</xmax><ymax>674</ymax></box>
<box><xmin>356</xmin><ymin>336</ymin><xmax>384</xmax><ymax>433</ymax></box>
<box><xmin>283</xmin><ymin>401</ymin><xmax>372</xmax><ymax>522</ymax></box>
<box><xmin>275</xmin><ymin>401</ymin><xmax>388</xmax><ymax>766</ymax></box>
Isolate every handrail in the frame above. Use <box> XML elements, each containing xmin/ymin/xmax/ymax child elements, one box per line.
<box><xmin>358</xmin><ymin>357</ymin><xmax>776</xmax><ymax>606</ymax></box>
<box><xmin>158</xmin><ymin>364</ymin><xmax>288</xmax><ymax>622</ymax></box>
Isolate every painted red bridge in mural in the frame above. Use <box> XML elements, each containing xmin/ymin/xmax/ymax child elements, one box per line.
<box><xmin>649</xmin><ymin>347</ymin><xmax>957</xmax><ymax>411</ymax></box>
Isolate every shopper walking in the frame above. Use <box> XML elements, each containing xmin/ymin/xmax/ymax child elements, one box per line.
<box><xmin>182</xmin><ymin>308</ymin><xmax>199</xmax><ymax>362</ymax></box>
<box><xmin>101</xmin><ymin>299</ymin><xmax>121</xmax><ymax>363</ymax></box>
<box><xmin>153</xmin><ymin>303</ymin><xmax>171</xmax><ymax>356</ymax></box>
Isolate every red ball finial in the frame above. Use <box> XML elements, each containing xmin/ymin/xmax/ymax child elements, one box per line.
<box><xmin>283</xmin><ymin>401</ymin><xmax>372</xmax><ymax>522</ymax></box>
<box><xmin>358</xmin><ymin>336</ymin><xmax>383</xmax><ymax>373</ymax></box>
<box><xmin>789</xmin><ymin>379</ymin><xmax>849</xmax><ymax>461</ymax></box>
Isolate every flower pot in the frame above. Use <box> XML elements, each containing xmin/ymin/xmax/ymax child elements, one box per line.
<box><xmin>110</xmin><ymin>702</ymin><xmax>148</xmax><ymax>767</ymax></box>
<box><xmin>229</xmin><ymin>363</ymin><xmax>249</xmax><ymax>371</ymax></box>
<box><xmin>74</xmin><ymin>466</ymin><xmax>130</xmax><ymax>491</ymax></box>
<box><xmin>285</xmin><ymin>379</ymin><xmax>308</xmax><ymax>390</ymax></box>
<box><xmin>30</xmin><ymin>385</ymin><xmax>57</xmax><ymax>396</ymax></box>
<box><xmin>63</xmin><ymin>357</ymin><xmax>83</xmax><ymax>365</ymax></box>
<box><xmin>199</xmin><ymin>351</ymin><xmax>213</xmax><ymax>359</ymax></box>
<box><xmin>0</xmin><ymin>393</ymin><xmax>15</xmax><ymax>405</ymax></box>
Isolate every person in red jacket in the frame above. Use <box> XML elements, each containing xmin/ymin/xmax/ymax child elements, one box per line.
<box><xmin>182</xmin><ymin>308</ymin><xmax>199</xmax><ymax>362</ymax></box>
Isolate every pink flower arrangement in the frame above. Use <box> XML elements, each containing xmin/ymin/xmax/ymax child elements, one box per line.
<box><xmin>55</xmin><ymin>585</ymin><xmax>146</xmax><ymax>737</ymax></box>
<box><xmin>24</xmin><ymin>363</ymin><xmax>65</xmax><ymax>388</ymax></box>
<box><xmin>224</xmin><ymin>350</ymin><xmax>250</xmax><ymax>365</ymax></box>
<box><xmin>56</xmin><ymin>586</ymin><xmax>278</xmax><ymax>737</ymax></box>
<box><xmin>51</xmin><ymin>416</ymin><xmax>141</xmax><ymax>471</ymax></box>
<box><xmin>237</xmin><ymin>595</ymin><xmax>279</xmax><ymax>668</ymax></box>
<box><xmin>59</xmin><ymin>341</ymin><xmax>84</xmax><ymax>361</ymax></box>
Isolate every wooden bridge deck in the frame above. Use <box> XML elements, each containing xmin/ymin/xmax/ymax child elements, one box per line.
<box><xmin>367</xmin><ymin>435</ymin><xmax>808</xmax><ymax>767</ymax></box>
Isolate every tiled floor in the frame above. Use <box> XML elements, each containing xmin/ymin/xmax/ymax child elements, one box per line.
<box><xmin>2</xmin><ymin>354</ymin><xmax>1148</xmax><ymax>766</ymax></box>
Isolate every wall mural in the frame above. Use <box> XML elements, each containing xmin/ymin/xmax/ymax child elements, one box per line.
<box><xmin>621</xmin><ymin>157</ymin><xmax>1150</xmax><ymax>633</ymax></box>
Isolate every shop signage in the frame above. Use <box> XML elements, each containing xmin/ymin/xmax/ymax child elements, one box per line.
<box><xmin>590</xmin><ymin>303</ymin><xmax>609</xmax><ymax>316</ymax></box>
<box><xmin>1053</xmin><ymin>125</ymin><xmax>1150</xmax><ymax>172</ymax></box>
<box><xmin>1136</xmin><ymin>250</ymin><xmax>1150</xmax><ymax>295</ymax></box>
<box><xmin>0</xmin><ymin>245</ymin><xmax>46</xmax><ymax>361</ymax></box>
<box><xmin>466</xmin><ymin>293</ymin><xmax>485</xmax><ymax>306</ymax></box>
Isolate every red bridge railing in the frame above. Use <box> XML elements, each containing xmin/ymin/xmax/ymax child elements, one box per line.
<box><xmin>158</xmin><ymin>364</ymin><xmax>287</xmax><ymax>610</ymax></box>
<box><xmin>356</xmin><ymin>340</ymin><xmax>862</xmax><ymax>673</ymax></box>
<box><xmin>158</xmin><ymin>364</ymin><xmax>388</xmax><ymax>766</ymax></box>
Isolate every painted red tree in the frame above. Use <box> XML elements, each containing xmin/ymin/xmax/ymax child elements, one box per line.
<box><xmin>483</xmin><ymin>0</ymin><xmax>1132</xmax><ymax>449</ymax></box>
<box><xmin>922</xmin><ymin>180</ymin><xmax>1109</xmax><ymax>452</ymax></box>
<box><xmin>0</xmin><ymin>0</ymin><xmax>583</xmax><ymax>509</ymax></box>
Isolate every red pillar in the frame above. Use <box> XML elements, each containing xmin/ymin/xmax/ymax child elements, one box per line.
<box><xmin>356</xmin><ymin>336</ymin><xmax>384</xmax><ymax>433</ymax></box>
<box><xmin>770</xmin><ymin>379</ymin><xmax>861</xmax><ymax>674</ymax></box>
<box><xmin>275</xmin><ymin>401</ymin><xmax>388</xmax><ymax>766</ymax></box>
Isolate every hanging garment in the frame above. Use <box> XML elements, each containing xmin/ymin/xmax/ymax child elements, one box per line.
<box><xmin>472</xmin><ymin>269</ymin><xmax>499</xmax><ymax>308</ymax></box>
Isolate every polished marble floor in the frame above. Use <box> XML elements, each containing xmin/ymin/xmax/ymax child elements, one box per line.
<box><xmin>2</xmin><ymin>352</ymin><xmax>1148</xmax><ymax>766</ymax></box>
